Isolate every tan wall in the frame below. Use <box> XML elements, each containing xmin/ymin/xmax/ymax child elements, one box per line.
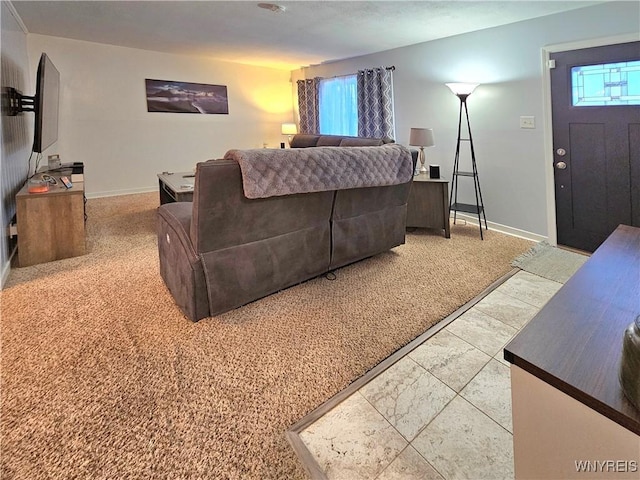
<box><xmin>26</xmin><ymin>34</ymin><xmax>295</xmax><ymax>198</ymax></box>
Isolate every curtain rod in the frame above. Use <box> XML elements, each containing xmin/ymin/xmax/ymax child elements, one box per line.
<box><xmin>360</xmin><ymin>66</ymin><xmax>395</xmax><ymax>72</ymax></box>
<box><xmin>332</xmin><ymin>66</ymin><xmax>396</xmax><ymax>79</ymax></box>
<box><xmin>298</xmin><ymin>66</ymin><xmax>396</xmax><ymax>82</ymax></box>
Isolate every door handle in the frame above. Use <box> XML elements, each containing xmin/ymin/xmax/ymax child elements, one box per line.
<box><xmin>556</xmin><ymin>161</ymin><xmax>567</xmax><ymax>170</ymax></box>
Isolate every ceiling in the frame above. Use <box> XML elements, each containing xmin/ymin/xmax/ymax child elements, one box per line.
<box><xmin>11</xmin><ymin>1</ymin><xmax>603</xmax><ymax>70</ymax></box>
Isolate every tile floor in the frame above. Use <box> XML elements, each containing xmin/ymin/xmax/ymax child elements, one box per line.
<box><xmin>298</xmin><ymin>270</ymin><xmax>563</xmax><ymax>480</ymax></box>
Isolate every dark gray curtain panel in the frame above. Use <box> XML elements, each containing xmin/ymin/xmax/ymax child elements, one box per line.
<box><xmin>297</xmin><ymin>78</ymin><xmax>321</xmax><ymax>134</ymax></box>
<box><xmin>357</xmin><ymin>67</ymin><xmax>395</xmax><ymax>140</ymax></box>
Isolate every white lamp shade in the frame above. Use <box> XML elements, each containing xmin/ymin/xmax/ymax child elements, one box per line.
<box><xmin>445</xmin><ymin>83</ymin><xmax>479</xmax><ymax>96</ymax></box>
<box><xmin>409</xmin><ymin>128</ymin><xmax>435</xmax><ymax>147</ymax></box>
<box><xmin>281</xmin><ymin>123</ymin><xmax>298</xmax><ymax>135</ymax></box>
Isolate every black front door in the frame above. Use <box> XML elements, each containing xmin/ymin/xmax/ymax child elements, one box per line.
<box><xmin>550</xmin><ymin>41</ymin><xmax>640</xmax><ymax>252</ymax></box>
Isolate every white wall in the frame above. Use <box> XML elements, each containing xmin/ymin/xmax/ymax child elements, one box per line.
<box><xmin>26</xmin><ymin>34</ymin><xmax>295</xmax><ymax>197</ymax></box>
<box><xmin>294</xmin><ymin>2</ymin><xmax>640</xmax><ymax>238</ymax></box>
<box><xmin>1</xmin><ymin>1</ymin><xmax>32</xmax><ymax>287</ymax></box>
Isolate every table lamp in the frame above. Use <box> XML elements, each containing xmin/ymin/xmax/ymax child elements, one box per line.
<box><xmin>281</xmin><ymin>123</ymin><xmax>297</xmax><ymax>147</ymax></box>
<box><xmin>409</xmin><ymin>128</ymin><xmax>435</xmax><ymax>174</ymax></box>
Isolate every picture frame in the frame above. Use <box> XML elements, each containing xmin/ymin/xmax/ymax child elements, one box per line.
<box><xmin>145</xmin><ymin>79</ymin><xmax>229</xmax><ymax>114</ymax></box>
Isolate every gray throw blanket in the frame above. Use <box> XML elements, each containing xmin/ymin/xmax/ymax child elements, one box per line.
<box><xmin>224</xmin><ymin>144</ymin><xmax>413</xmax><ymax>199</ymax></box>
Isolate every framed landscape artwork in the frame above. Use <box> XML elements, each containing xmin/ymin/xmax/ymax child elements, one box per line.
<box><xmin>145</xmin><ymin>79</ymin><xmax>229</xmax><ymax>114</ymax></box>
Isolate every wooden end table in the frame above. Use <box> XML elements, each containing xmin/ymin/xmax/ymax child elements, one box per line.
<box><xmin>406</xmin><ymin>173</ymin><xmax>451</xmax><ymax>238</ymax></box>
<box><xmin>16</xmin><ymin>176</ymin><xmax>86</xmax><ymax>267</ymax></box>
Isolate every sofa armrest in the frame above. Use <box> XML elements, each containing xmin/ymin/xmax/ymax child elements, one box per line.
<box><xmin>157</xmin><ymin>202</ymin><xmax>210</xmax><ymax>320</ymax></box>
<box><xmin>158</xmin><ymin>202</ymin><xmax>197</xmax><ymax>260</ymax></box>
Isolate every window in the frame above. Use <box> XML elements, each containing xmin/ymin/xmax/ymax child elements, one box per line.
<box><xmin>319</xmin><ymin>75</ymin><xmax>357</xmax><ymax>135</ymax></box>
<box><xmin>571</xmin><ymin>60</ymin><xmax>640</xmax><ymax>106</ymax></box>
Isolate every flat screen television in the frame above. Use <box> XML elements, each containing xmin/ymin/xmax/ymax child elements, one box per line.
<box><xmin>32</xmin><ymin>53</ymin><xmax>60</xmax><ymax>153</ymax></box>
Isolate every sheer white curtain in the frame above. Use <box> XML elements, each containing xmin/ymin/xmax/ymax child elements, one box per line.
<box><xmin>319</xmin><ymin>75</ymin><xmax>358</xmax><ymax>136</ymax></box>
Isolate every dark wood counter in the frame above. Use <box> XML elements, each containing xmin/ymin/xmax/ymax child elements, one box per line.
<box><xmin>505</xmin><ymin>224</ymin><xmax>640</xmax><ymax>435</ymax></box>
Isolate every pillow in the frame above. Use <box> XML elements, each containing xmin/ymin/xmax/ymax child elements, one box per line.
<box><xmin>339</xmin><ymin>137</ymin><xmax>384</xmax><ymax>147</ymax></box>
<box><xmin>289</xmin><ymin>134</ymin><xmax>320</xmax><ymax>148</ymax></box>
<box><xmin>316</xmin><ymin>135</ymin><xmax>346</xmax><ymax>146</ymax></box>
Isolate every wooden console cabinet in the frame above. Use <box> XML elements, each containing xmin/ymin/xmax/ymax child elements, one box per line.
<box><xmin>16</xmin><ymin>178</ymin><xmax>86</xmax><ymax>267</ymax></box>
<box><xmin>505</xmin><ymin>225</ymin><xmax>640</xmax><ymax>479</ymax></box>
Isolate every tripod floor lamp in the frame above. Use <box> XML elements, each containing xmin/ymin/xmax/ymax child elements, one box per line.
<box><xmin>446</xmin><ymin>82</ymin><xmax>488</xmax><ymax>240</ymax></box>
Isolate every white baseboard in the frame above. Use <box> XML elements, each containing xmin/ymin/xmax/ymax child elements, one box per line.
<box><xmin>1</xmin><ymin>245</ymin><xmax>18</xmax><ymax>290</ymax></box>
<box><xmin>85</xmin><ymin>186</ymin><xmax>158</xmax><ymax>199</ymax></box>
<box><xmin>452</xmin><ymin>212</ymin><xmax>547</xmax><ymax>243</ymax></box>
<box><xmin>1</xmin><ymin>260</ymin><xmax>11</xmax><ymax>290</ymax></box>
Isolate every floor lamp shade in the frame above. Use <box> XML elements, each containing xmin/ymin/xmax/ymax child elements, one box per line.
<box><xmin>445</xmin><ymin>83</ymin><xmax>479</xmax><ymax>97</ymax></box>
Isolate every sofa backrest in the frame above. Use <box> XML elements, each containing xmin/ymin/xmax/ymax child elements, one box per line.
<box><xmin>330</xmin><ymin>179</ymin><xmax>412</xmax><ymax>269</ymax></box>
<box><xmin>190</xmin><ymin>159</ymin><xmax>334</xmax><ymax>254</ymax></box>
<box><xmin>289</xmin><ymin>134</ymin><xmax>392</xmax><ymax>148</ymax></box>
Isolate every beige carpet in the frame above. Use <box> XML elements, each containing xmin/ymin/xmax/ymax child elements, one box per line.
<box><xmin>1</xmin><ymin>193</ymin><xmax>532</xmax><ymax>479</ymax></box>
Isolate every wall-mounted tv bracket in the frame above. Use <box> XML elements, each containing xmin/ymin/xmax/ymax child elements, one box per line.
<box><xmin>5</xmin><ymin>87</ymin><xmax>35</xmax><ymax>116</ymax></box>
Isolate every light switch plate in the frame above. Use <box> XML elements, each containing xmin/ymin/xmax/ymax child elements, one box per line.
<box><xmin>520</xmin><ymin>116</ymin><xmax>535</xmax><ymax>129</ymax></box>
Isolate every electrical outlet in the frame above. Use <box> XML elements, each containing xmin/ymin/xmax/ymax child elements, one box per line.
<box><xmin>520</xmin><ymin>116</ymin><xmax>535</xmax><ymax>129</ymax></box>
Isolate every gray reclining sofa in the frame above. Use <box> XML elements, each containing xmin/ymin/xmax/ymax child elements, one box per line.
<box><xmin>157</xmin><ymin>134</ymin><xmax>416</xmax><ymax>321</ymax></box>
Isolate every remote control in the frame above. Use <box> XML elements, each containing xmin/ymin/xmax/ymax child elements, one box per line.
<box><xmin>60</xmin><ymin>176</ymin><xmax>73</xmax><ymax>189</ymax></box>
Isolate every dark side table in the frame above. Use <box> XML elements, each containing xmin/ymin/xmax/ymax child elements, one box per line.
<box><xmin>157</xmin><ymin>172</ymin><xmax>195</xmax><ymax>204</ymax></box>
<box><xmin>406</xmin><ymin>173</ymin><xmax>451</xmax><ymax>238</ymax></box>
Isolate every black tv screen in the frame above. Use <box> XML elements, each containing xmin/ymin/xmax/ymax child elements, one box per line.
<box><xmin>33</xmin><ymin>53</ymin><xmax>59</xmax><ymax>153</ymax></box>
